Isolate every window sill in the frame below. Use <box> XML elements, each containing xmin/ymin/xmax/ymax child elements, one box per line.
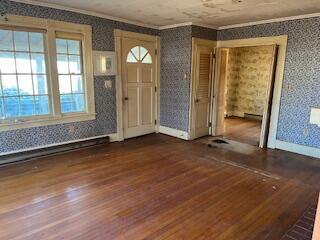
<box><xmin>0</xmin><ymin>113</ymin><xmax>96</xmax><ymax>132</ymax></box>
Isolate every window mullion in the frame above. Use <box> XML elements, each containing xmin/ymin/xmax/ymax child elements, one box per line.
<box><xmin>46</xmin><ymin>28</ymin><xmax>61</xmax><ymax>118</ymax></box>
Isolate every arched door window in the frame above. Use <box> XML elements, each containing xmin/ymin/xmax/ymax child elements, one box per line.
<box><xmin>126</xmin><ymin>46</ymin><xmax>152</xmax><ymax>64</ymax></box>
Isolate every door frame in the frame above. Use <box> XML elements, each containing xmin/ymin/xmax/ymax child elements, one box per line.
<box><xmin>114</xmin><ymin>29</ymin><xmax>160</xmax><ymax>141</ymax></box>
<box><xmin>213</xmin><ymin>35</ymin><xmax>288</xmax><ymax>148</ymax></box>
<box><xmin>189</xmin><ymin>38</ymin><xmax>217</xmax><ymax>140</ymax></box>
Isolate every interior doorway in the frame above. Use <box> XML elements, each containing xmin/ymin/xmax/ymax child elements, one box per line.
<box><xmin>215</xmin><ymin>45</ymin><xmax>278</xmax><ymax>147</ymax></box>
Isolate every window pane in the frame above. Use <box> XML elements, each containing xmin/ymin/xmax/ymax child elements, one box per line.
<box><xmin>33</xmin><ymin>75</ymin><xmax>48</xmax><ymax>95</ymax></box>
<box><xmin>59</xmin><ymin>75</ymin><xmax>71</xmax><ymax>94</ymax></box>
<box><xmin>56</xmin><ymin>39</ymin><xmax>68</xmax><ymax>54</ymax></box>
<box><xmin>16</xmin><ymin>52</ymin><xmax>32</xmax><ymax>74</ymax></box>
<box><xmin>57</xmin><ymin>54</ymin><xmax>69</xmax><ymax>74</ymax></box>
<box><xmin>29</xmin><ymin>33</ymin><xmax>44</xmax><ymax>52</ymax></box>
<box><xmin>140</xmin><ymin>47</ymin><xmax>148</xmax><ymax>60</ymax></box>
<box><xmin>2</xmin><ymin>75</ymin><xmax>18</xmax><ymax>96</ymax></box>
<box><xmin>4</xmin><ymin>97</ymin><xmax>19</xmax><ymax>118</ymax></box>
<box><xmin>142</xmin><ymin>53</ymin><xmax>152</xmax><ymax>64</ymax></box>
<box><xmin>31</xmin><ymin>53</ymin><xmax>46</xmax><ymax>74</ymax></box>
<box><xmin>0</xmin><ymin>30</ymin><xmax>13</xmax><ymax>51</ymax></box>
<box><xmin>69</xmin><ymin>55</ymin><xmax>81</xmax><ymax>74</ymax></box>
<box><xmin>68</xmin><ymin>40</ymin><xmax>80</xmax><ymax>54</ymax></box>
<box><xmin>18</xmin><ymin>75</ymin><xmax>33</xmax><ymax>95</ymax></box>
<box><xmin>14</xmin><ymin>31</ymin><xmax>29</xmax><ymax>51</ymax></box>
<box><xmin>0</xmin><ymin>52</ymin><xmax>16</xmax><ymax>74</ymax></box>
<box><xmin>71</xmin><ymin>75</ymin><xmax>83</xmax><ymax>93</ymax></box>
<box><xmin>0</xmin><ymin>98</ymin><xmax>4</xmax><ymax>119</ymax></box>
<box><xmin>20</xmin><ymin>96</ymin><xmax>35</xmax><ymax>116</ymax></box>
<box><xmin>35</xmin><ymin>95</ymin><xmax>49</xmax><ymax>115</ymax></box>
<box><xmin>73</xmin><ymin>94</ymin><xmax>85</xmax><ymax>112</ymax></box>
<box><xmin>60</xmin><ymin>94</ymin><xmax>74</xmax><ymax>113</ymax></box>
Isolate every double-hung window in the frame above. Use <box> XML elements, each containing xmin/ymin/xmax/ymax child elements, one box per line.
<box><xmin>0</xmin><ymin>16</ymin><xmax>95</xmax><ymax>131</ymax></box>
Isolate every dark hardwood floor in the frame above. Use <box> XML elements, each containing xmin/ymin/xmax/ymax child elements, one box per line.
<box><xmin>0</xmin><ymin>134</ymin><xmax>319</xmax><ymax>240</ymax></box>
<box><xmin>223</xmin><ymin>116</ymin><xmax>262</xmax><ymax>146</ymax></box>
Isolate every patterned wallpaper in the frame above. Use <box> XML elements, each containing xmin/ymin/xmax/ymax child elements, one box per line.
<box><xmin>0</xmin><ymin>0</ymin><xmax>159</xmax><ymax>153</ymax></box>
<box><xmin>218</xmin><ymin>17</ymin><xmax>320</xmax><ymax>148</ymax></box>
<box><xmin>160</xmin><ymin>25</ymin><xmax>217</xmax><ymax>131</ymax></box>
<box><xmin>226</xmin><ymin>46</ymin><xmax>275</xmax><ymax>117</ymax></box>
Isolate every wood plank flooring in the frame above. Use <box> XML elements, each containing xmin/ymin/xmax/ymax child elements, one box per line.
<box><xmin>223</xmin><ymin>117</ymin><xmax>262</xmax><ymax>146</ymax></box>
<box><xmin>0</xmin><ymin>134</ymin><xmax>319</xmax><ymax>240</ymax></box>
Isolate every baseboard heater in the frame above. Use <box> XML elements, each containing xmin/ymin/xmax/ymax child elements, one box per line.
<box><xmin>0</xmin><ymin>136</ymin><xmax>110</xmax><ymax>165</ymax></box>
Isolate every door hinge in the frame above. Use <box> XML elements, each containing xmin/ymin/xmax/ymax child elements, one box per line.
<box><xmin>155</xmin><ymin>86</ymin><xmax>157</xmax><ymax>92</ymax></box>
<box><xmin>211</xmin><ymin>52</ymin><xmax>216</xmax><ymax>59</ymax></box>
<box><xmin>155</xmin><ymin>49</ymin><xmax>158</xmax><ymax>55</ymax></box>
<box><xmin>208</xmin><ymin>122</ymin><xmax>212</xmax><ymax>127</ymax></box>
<box><xmin>155</xmin><ymin>120</ymin><xmax>157</xmax><ymax>125</ymax></box>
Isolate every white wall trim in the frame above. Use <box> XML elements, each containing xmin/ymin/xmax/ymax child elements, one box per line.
<box><xmin>11</xmin><ymin>0</ymin><xmax>159</xmax><ymax>29</ymax></box>
<box><xmin>159</xmin><ymin>126</ymin><xmax>189</xmax><ymax>140</ymax></box>
<box><xmin>159</xmin><ymin>22</ymin><xmax>218</xmax><ymax>30</ymax></box>
<box><xmin>276</xmin><ymin>140</ymin><xmax>320</xmax><ymax>159</ymax></box>
<box><xmin>0</xmin><ymin>133</ymin><xmax>118</xmax><ymax>157</ymax></box>
<box><xmin>218</xmin><ymin>12</ymin><xmax>320</xmax><ymax>30</ymax></box>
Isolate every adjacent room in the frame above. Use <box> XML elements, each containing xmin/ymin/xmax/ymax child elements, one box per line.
<box><xmin>0</xmin><ymin>0</ymin><xmax>319</xmax><ymax>239</ymax></box>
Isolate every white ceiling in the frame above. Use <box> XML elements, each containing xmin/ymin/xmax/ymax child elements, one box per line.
<box><xmin>17</xmin><ymin>0</ymin><xmax>320</xmax><ymax>28</ymax></box>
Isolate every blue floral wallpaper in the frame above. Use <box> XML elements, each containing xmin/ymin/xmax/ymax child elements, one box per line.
<box><xmin>0</xmin><ymin>0</ymin><xmax>159</xmax><ymax>153</ymax></box>
<box><xmin>218</xmin><ymin>17</ymin><xmax>320</xmax><ymax>148</ymax></box>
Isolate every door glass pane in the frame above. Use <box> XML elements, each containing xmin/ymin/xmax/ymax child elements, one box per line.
<box><xmin>2</xmin><ymin>75</ymin><xmax>18</xmax><ymax>96</ymax></box>
<box><xmin>142</xmin><ymin>53</ymin><xmax>152</xmax><ymax>64</ymax></box>
<box><xmin>18</xmin><ymin>75</ymin><xmax>33</xmax><ymax>95</ymax></box>
<box><xmin>57</xmin><ymin>54</ymin><xmax>69</xmax><ymax>74</ymax></box>
<box><xmin>31</xmin><ymin>53</ymin><xmax>46</xmax><ymax>74</ymax></box>
<box><xmin>0</xmin><ymin>52</ymin><xmax>16</xmax><ymax>74</ymax></box>
<box><xmin>29</xmin><ymin>32</ymin><xmax>44</xmax><ymax>52</ymax></box>
<box><xmin>59</xmin><ymin>75</ymin><xmax>71</xmax><ymax>94</ymax></box>
<box><xmin>131</xmin><ymin>47</ymin><xmax>140</xmax><ymax>60</ymax></box>
<box><xmin>16</xmin><ymin>52</ymin><xmax>32</xmax><ymax>74</ymax></box>
<box><xmin>56</xmin><ymin>39</ymin><xmax>68</xmax><ymax>54</ymax></box>
<box><xmin>20</xmin><ymin>96</ymin><xmax>35</xmax><ymax>116</ymax></box>
<box><xmin>140</xmin><ymin>47</ymin><xmax>148</xmax><ymax>60</ymax></box>
<box><xmin>33</xmin><ymin>75</ymin><xmax>48</xmax><ymax>95</ymax></box>
<box><xmin>4</xmin><ymin>97</ymin><xmax>19</xmax><ymax>118</ymax></box>
<box><xmin>127</xmin><ymin>51</ymin><xmax>138</xmax><ymax>63</ymax></box>
<box><xmin>0</xmin><ymin>30</ymin><xmax>13</xmax><ymax>51</ymax></box>
<box><xmin>69</xmin><ymin>55</ymin><xmax>81</xmax><ymax>74</ymax></box>
<box><xmin>71</xmin><ymin>75</ymin><xmax>83</xmax><ymax>93</ymax></box>
<box><xmin>68</xmin><ymin>40</ymin><xmax>80</xmax><ymax>54</ymax></box>
<box><xmin>35</xmin><ymin>95</ymin><xmax>49</xmax><ymax>115</ymax></box>
<box><xmin>14</xmin><ymin>31</ymin><xmax>29</xmax><ymax>51</ymax></box>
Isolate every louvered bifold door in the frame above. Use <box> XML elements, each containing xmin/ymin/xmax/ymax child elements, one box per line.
<box><xmin>194</xmin><ymin>46</ymin><xmax>214</xmax><ymax>138</ymax></box>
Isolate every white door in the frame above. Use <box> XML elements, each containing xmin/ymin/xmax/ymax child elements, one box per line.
<box><xmin>193</xmin><ymin>45</ymin><xmax>215</xmax><ymax>138</ymax></box>
<box><xmin>122</xmin><ymin>38</ymin><xmax>156</xmax><ymax>139</ymax></box>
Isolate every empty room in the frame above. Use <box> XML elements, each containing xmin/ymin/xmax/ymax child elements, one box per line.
<box><xmin>0</xmin><ymin>0</ymin><xmax>319</xmax><ymax>240</ymax></box>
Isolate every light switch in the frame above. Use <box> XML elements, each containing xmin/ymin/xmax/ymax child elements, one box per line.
<box><xmin>310</xmin><ymin>108</ymin><xmax>320</xmax><ymax>127</ymax></box>
<box><xmin>104</xmin><ymin>80</ymin><xmax>112</xmax><ymax>89</ymax></box>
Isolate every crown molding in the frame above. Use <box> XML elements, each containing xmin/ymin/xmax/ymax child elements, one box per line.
<box><xmin>218</xmin><ymin>12</ymin><xmax>320</xmax><ymax>30</ymax></box>
<box><xmin>10</xmin><ymin>0</ymin><xmax>159</xmax><ymax>29</ymax></box>
<box><xmin>159</xmin><ymin>22</ymin><xmax>217</xmax><ymax>30</ymax></box>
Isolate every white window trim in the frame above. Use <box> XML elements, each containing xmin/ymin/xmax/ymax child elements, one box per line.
<box><xmin>0</xmin><ymin>14</ymin><xmax>96</xmax><ymax>131</ymax></box>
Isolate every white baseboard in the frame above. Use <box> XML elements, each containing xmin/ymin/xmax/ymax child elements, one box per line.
<box><xmin>275</xmin><ymin>140</ymin><xmax>320</xmax><ymax>159</ymax></box>
<box><xmin>159</xmin><ymin>126</ymin><xmax>189</xmax><ymax>140</ymax></box>
<box><xmin>0</xmin><ymin>133</ymin><xmax>118</xmax><ymax>157</ymax></box>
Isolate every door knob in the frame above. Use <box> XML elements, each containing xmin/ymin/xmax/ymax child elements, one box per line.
<box><xmin>124</xmin><ymin>97</ymin><xmax>129</xmax><ymax>101</ymax></box>
<box><xmin>195</xmin><ymin>99</ymin><xmax>200</xmax><ymax>103</ymax></box>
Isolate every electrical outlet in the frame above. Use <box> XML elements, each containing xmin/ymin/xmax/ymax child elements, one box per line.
<box><xmin>303</xmin><ymin>128</ymin><xmax>309</xmax><ymax>137</ymax></box>
<box><xmin>69</xmin><ymin>125</ymin><xmax>76</xmax><ymax>134</ymax></box>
